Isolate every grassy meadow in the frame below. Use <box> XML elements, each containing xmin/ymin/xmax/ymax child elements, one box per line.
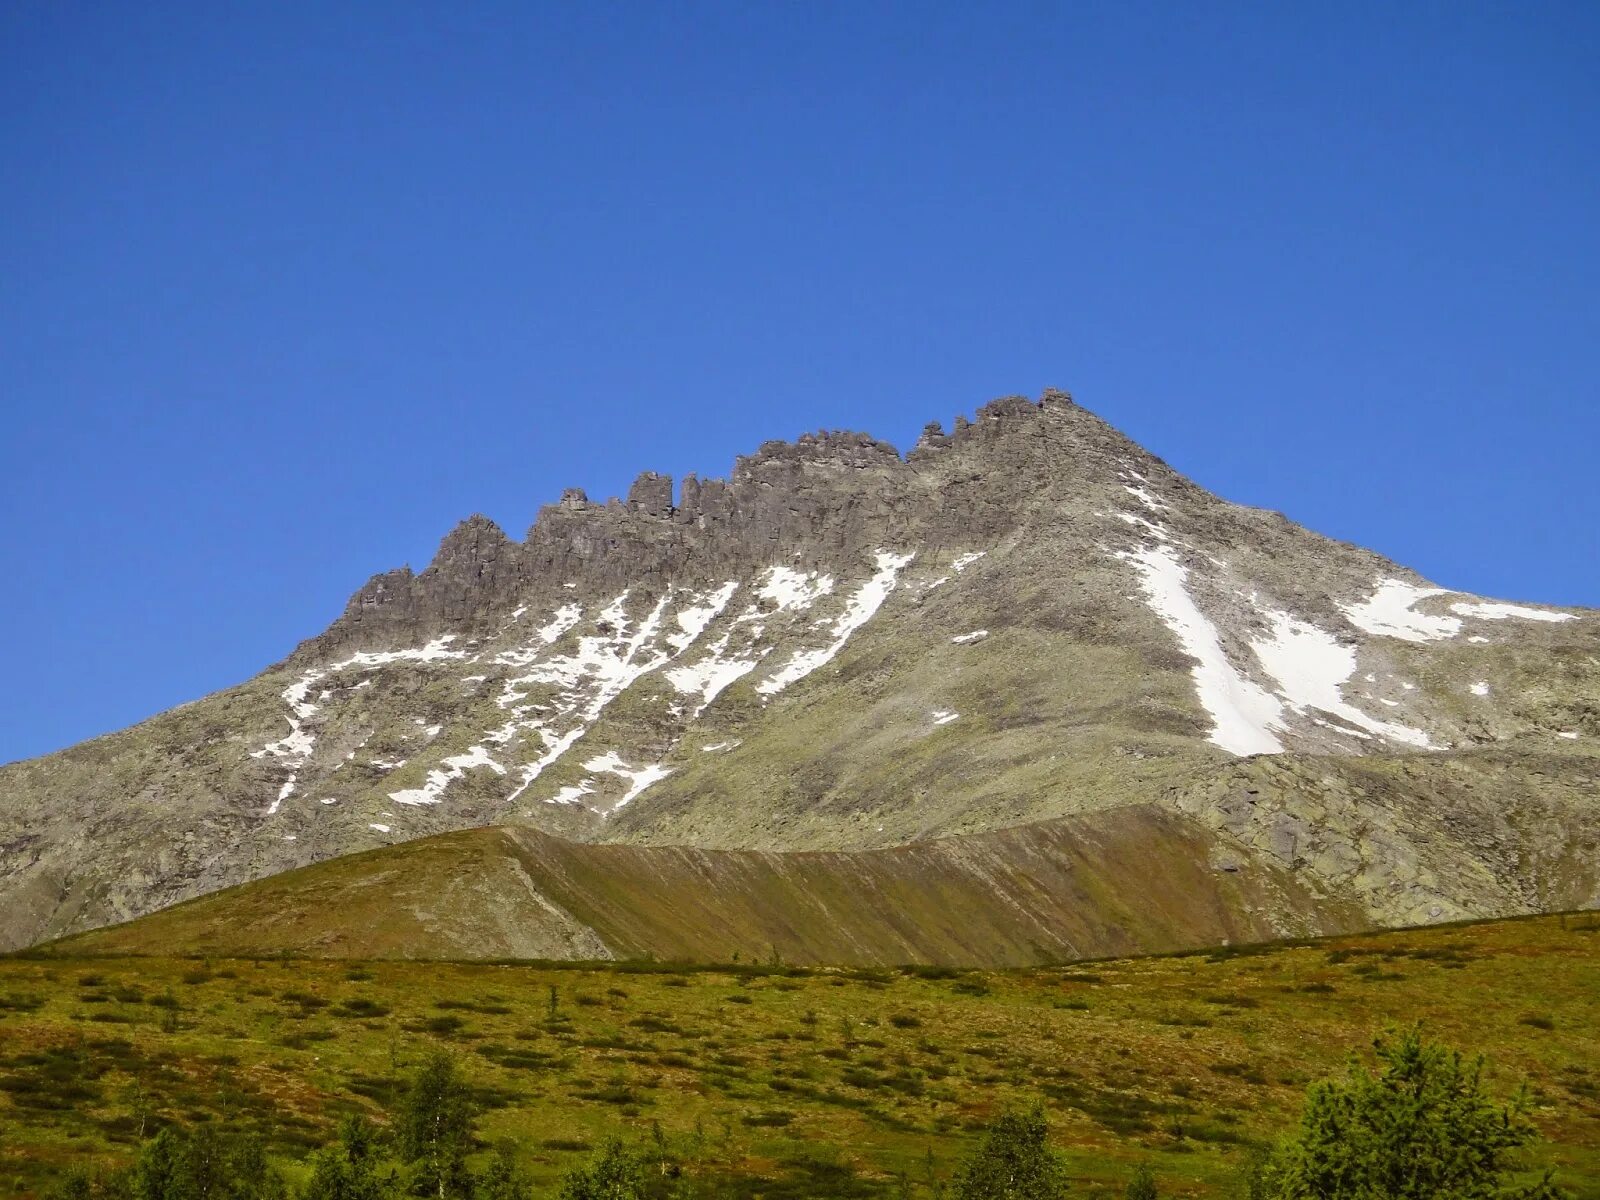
<box><xmin>1</xmin><ymin>913</ymin><xmax>1596</xmax><ymax>1197</ymax></box>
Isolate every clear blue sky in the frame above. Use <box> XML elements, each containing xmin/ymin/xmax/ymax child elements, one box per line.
<box><xmin>3</xmin><ymin>3</ymin><xmax>1597</xmax><ymax>764</ymax></box>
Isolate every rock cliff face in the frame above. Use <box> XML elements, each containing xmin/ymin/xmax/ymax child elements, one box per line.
<box><xmin>305</xmin><ymin>392</ymin><xmax>1097</xmax><ymax>659</ymax></box>
<box><xmin>1</xmin><ymin>391</ymin><xmax>1596</xmax><ymax>954</ymax></box>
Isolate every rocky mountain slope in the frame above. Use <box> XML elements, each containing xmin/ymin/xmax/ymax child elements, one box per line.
<box><xmin>2</xmin><ymin>391</ymin><xmax>1596</xmax><ymax>955</ymax></box>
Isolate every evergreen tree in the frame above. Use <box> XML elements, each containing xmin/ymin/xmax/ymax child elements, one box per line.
<box><xmin>300</xmin><ymin>1115</ymin><xmax>396</xmax><ymax>1200</ymax></box>
<box><xmin>1260</xmin><ymin>1027</ymin><xmax>1568</xmax><ymax>1200</ymax></box>
<box><xmin>226</xmin><ymin>1135</ymin><xmax>287</xmax><ymax>1200</ymax></box>
<box><xmin>950</xmin><ymin>1106</ymin><xmax>1066</xmax><ymax>1200</ymax></box>
<box><xmin>475</xmin><ymin>1143</ymin><xmax>531</xmax><ymax>1200</ymax></box>
<box><xmin>47</xmin><ymin>1170</ymin><xmax>95</xmax><ymax>1200</ymax></box>
<box><xmin>557</xmin><ymin>1138</ymin><xmax>647</xmax><ymax>1200</ymax></box>
<box><xmin>132</xmin><ymin>1129</ymin><xmax>184</xmax><ymax>1200</ymax></box>
<box><xmin>396</xmin><ymin>1054</ymin><xmax>475</xmax><ymax>1200</ymax></box>
<box><xmin>1125</xmin><ymin>1163</ymin><xmax>1157</xmax><ymax>1200</ymax></box>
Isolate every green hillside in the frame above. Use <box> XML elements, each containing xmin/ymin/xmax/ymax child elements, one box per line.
<box><xmin>2</xmin><ymin>913</ymin><xmax>1596</xmax><ymax>1197</ymax></box>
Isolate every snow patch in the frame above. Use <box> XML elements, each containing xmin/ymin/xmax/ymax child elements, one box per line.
<box><xmin>667</xmin><ymin>582</ymin><xmax>740</xmax><ymax>652</ymax></box>
<box><xmin>665</xmin><ymin>635</ymin><xmax>764</xmax><ymax>710</ymax></box>
<box><xmin>1342</xmin><ymin>580</ymin><xmax>1460</xmax><ymax>642</ymax></box>
<box><xmin>499</xmin><ymin>590</ymin><xmax>702</xmax><ymax>802</ymax></box>
<box><xmin>388</xmin><ymin>744</ymin><xmax>505</xmax><ymax>807</ymax></box>
<box><xmin>1450</xmin><ymin>600</ymin><xmax>1575</xmax><ymax>624</ymax></box>
<box><xmin>1470</xmin><ymin>681</ymin><xmax>1490</xmax><ymax>697</ymax></box>
<box><xmin>951</xmin><ymin>630</ymin><xmax>988</xmax><ymax>644</ymax></box>
<box><xmin>926</xmin><ymin>551</ymin><xmax>986</xmax><ymax>589</ymax></box>
<box><xmin>1558</xmin><ymin>731</ymin><xmax>1580</xmax><ymax>740</ymax></box>
<box><xmin>369</xmin><ymin>823</ymin><xmax>391</xmax><ymax>834</ymax></box>
<box><xmin>931</xmin><ymin>710</ymin><xmax>959</xmax><ymax>726</ymax></box>
<box><xmin>1123</xmin><ymin>484</ymin><xmax>1169</xmax><ymax>512</ymax></box>
<box><xmin>548</xmin><ymin>781</ymin><xmax>595</xmax><ymax>806</ymax></box>
<box><xmin>1121</xmin><ymin>545</ymin><xmax>1285</xmax><ymax>756</ymax></box>
<box><xmin>1115</xmin><ymin>512</ymin><xmax>1172</xmax><ymax>541</ymax></box>
<box><xmin>582</xmin><ymin>752</ymin><xmax>673</xmax><ymax>808</ymax></box>
<box><xmin>1251</xmin><ymin>609</ymin><xmax>1435</xmax><ymax>748</ymax></box>
<box><xmin>757</xmin><ymin>567</ymin><xmax>834</xmax><ymax>614</ymax></box>
<box><xmin>758</xmin><ymin>551</ymin><xmax>914</xmax><ymax>696</ymax></box>
<box><xmin>536</xmin><ymin>603</ymin><xmax>584</xmax><ymax>645</ymax></box>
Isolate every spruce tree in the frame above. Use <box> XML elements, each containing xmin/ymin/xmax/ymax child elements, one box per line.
<box><xmin>950</xmin><ymin>1105</ymin><xmax>1066</xmax><ymax>1200</ymax></box>
<box><xmin>1125</xmin><ymin>1163</ymin><xmax>1157</xmax><ymax>1200</ymax></box>
<box><xmin>1260</xmin><ymin>1027</ymin><xmax>1568</xmax><ymax>1200</ymax></box>
<box><xmin>300</xmin><ymin>1115</ymin><xmax>393</xmax><ymax>1200</ymax></box>
<box><xmin>557</xmin><ymin>1138</ymin><xmax>647</xmax><ymax>1200</ymax></box>
<box><xmin>131</xmin><ymin>1129</ymin><xmax>183</xmax><ymax>1200</ymax></box>
<box><xmin>475</xmin><ymin>1143</ymin><xmax>531</xmax><ymax>1200</ymax></box>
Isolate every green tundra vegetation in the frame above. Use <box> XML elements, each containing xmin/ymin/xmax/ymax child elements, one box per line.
<box><xmin>0</xmin><ymin>914</ymin><xmax>1595</xmax><ymax>1198</ymax></box>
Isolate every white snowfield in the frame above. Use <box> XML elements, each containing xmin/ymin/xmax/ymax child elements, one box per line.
<box><xmin>1124</xmin><ymin>547</ymin><xmax>1442</xmax><ymax>755</ymax></box>
<box><xmin>757</xmin><ymin>567</ymin><xmax>834</xmax><ymax>614</ymax></box>
<box><xmin>582</xmin><ymin>751</ymin><xmax>673</xmax><ymax>809</ymax></box>
<box><xmin>1449</xmin><ymin>599</ymin><xmax>1576</xmax><ymax>623</ymax></box>
<box><xmin>757</xmin><ymin>551</ymin><xmax>914</xmax><ymax>696</ymax></box>
<box><xmin>665</xmin><ymin>635</ymin><xmax>765</xmax><ymax>712</ymax></box>
<box><xmin>1343</xmin><ymin>579</ymin><xmax>1576</xmax><ymax>643</ymax></box>
<box><xmin>1252</xmin><ymin>609</ymin><xmax>1433</xmax><ymax>749</ymax></box>
<box><xmin>1116</xmin><ymin>502</ymin><xmax>1581</xmax><ymax>757</ymax></box>
<box><xmin>251</xmin><ymin>636</ymin><xmax>467</xmax><ymax>813</ymax></box>
<box><xmin>1121</xmin><ymin>544</ymin><xmax>1285</xmax><ymax>756</ymax></box>
<box><xmin>667</xmin><ymin>581</ymin><xmax>740</xmax><ymax>652</ymax></box>
<box><xmin>249</xmin><ymin>524</ymin><xmax>1583</xmax><ymax>827</ymax></box>
<box><xmin>389</xmin><ymin>743</ymin><xmax>506</xmax><ymax>807</ymax></box>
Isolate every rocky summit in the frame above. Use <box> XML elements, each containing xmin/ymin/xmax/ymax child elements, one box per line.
<box><xmin>2</xmin><ymin>391</ymin><xmax>1596</xmax><ymax>959</ymax></box>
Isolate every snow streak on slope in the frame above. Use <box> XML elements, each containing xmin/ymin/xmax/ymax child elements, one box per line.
<box><xmin>1250</xmin><ymin>609</ymin><xmax>1434</xmax><ymax>748</ymax></box>
<box><xmin>1343</xmin><ymin>579</ymin><xmax>1578</xmax><ymax>642</ymax></box>
<box><xmin>667</xmin><ymin>582</ymin><xmax>740</xmax><ymax>652</ymax></box>
<box><xmin>389</xmin><ymin>744</ymin><xmax>507</xmax><ymax>807</ymax></box>
<box><xmin>583</xmin><ymin>752</ymin><xmax>673</xmax><ymax>810</ymax></box>
<box><xmin>1342</xmin><ymin>581</ymin><xmax>1459</xmax><ymax>642</ymax></box>
<box><xmin>495</xmin><ymin>591</ymin><xmax>680</xmax><ymax>802</ymax></box>
<box><xmin>666</xmin><ymin>634</ymin><xmax>766</xmax><ymax>712</ymax></box>
<box><xmin>1120</xmin><ymin>545</ymin><xmax>1285</xmax><ymax>756</ymax></box>
<box><xmin>250</xmin><ymin>636</ymin><xmax>467</xmax><ymax>813</ymax></box>
<box><xmin>1449</xmin><ymin>600</ymin><xmax>1575</xmax><ymax>624</ymax></box>
<box><xmin>757</xmin><ymin>567</ymin><xmax>834</xmax><ymax>614</ymax></box>
<box><xmin>758</xmin><ymin>551</ymin><xmax>914</xmax><ymax>696</ymax></box>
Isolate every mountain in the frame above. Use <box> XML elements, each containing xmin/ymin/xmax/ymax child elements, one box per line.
<box><xmin>2</xmin><ymin>391</ymin><xmax>1596</xmax><ymax>957</ymax></box>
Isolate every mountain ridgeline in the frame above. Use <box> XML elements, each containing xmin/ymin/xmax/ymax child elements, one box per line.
<box><xmin>2</xmin><ymin>391</ymin><xmax>1596</xmax><ymax>959</ymax></box>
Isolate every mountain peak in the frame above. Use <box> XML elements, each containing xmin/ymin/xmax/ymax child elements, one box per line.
<box><xmin>6</xmin><ymin>387</ymin><xmax>1593</xmax><ymax>958</ymax></box>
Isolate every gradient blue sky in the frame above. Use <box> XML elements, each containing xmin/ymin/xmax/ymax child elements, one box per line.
<box><xmin>3</xmin><ymin>2</ymin><xmax>1597</xmax><ymax>764</ymax></box>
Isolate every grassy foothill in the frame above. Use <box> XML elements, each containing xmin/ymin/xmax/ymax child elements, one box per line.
<box><xmin>0</xmin><ymin>912</ymin><xmax>1596</xmax><ymax>1197</ymax></box>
